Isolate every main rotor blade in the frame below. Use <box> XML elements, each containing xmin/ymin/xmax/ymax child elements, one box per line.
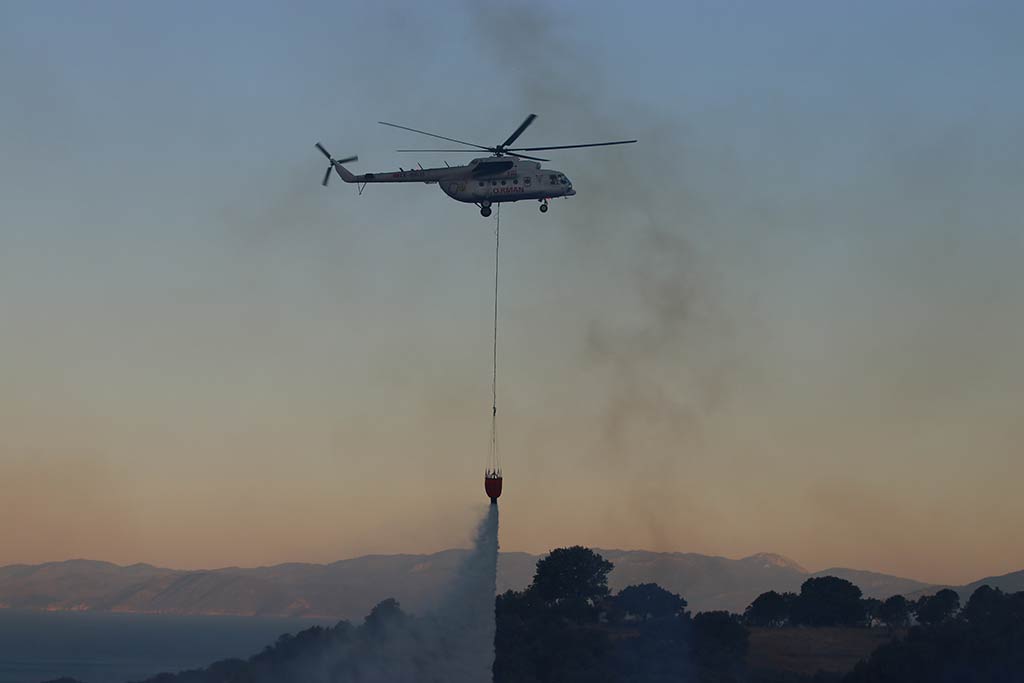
<box><xmin>315</xmin><ymin>142</ymin><xmax>332</xmax><ymax>159</ymax></box>
<box><xmin>396</xmin><ymin>149</ymin><xmax>481</xmax><ymax>153</ymax></box>
<box><xmin>378</xmin><ymin>121</ymin><xmax>491</xmax><ymax>151</ymax></box>
<box><xmin>509</xmin><ymin>139</ymin><xmax>638</xmax><ymax>152</ymax></box>
<box><xmin>396</xmin><ymin>149</ymin><xmax>549</xmax><ymax>160</ymax></box>
<box><xmin>500</xmin><ymin>114</ymin><xmax>537</xmax><ymax>149</ymax></box>
<box><xmin>322</xmin><ymin>166</ymin><xmax>333</xmax><ymax>186</ymax></box>
<box><xmin>506</xmin><ymin>151</ymin><xmax>549</xmax><ymax>162</ymax></box>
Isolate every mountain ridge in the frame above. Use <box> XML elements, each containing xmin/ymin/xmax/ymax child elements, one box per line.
<box><xmin>1</xmin><ymin>551</ymin><xmax>1009</xmax><ymax>617</ymax></box>
<box><xmin>904</xmin><ymin>568</ymin><xmax>1024</xmax><ymax>604</ymax></box>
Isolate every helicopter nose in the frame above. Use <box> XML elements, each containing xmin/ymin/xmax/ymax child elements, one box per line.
<box><xmin>567</xmin><ymin>187</ymin><xmax>576</xmax><ymax>196</ymax></box>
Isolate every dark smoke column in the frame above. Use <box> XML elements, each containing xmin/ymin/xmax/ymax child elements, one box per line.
<box><xmin>485</xmin><ymin>470</ymin><xmax>502</xmax><ymax>504</ymax></box>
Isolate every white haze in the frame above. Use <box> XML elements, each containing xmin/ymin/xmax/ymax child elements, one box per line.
<box><xmin>296</xmin><ymin>505</ymin><xmax>499</xmax><ymax>683</ymax></box>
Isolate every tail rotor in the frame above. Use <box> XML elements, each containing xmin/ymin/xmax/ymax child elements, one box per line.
<box><xmin>315</xmin><ymin>143</ymin><xmax>358</xmax><ymax>186</ymax></box>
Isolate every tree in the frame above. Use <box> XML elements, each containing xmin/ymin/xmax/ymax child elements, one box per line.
<box><xmin>792</xmin><ymin>576</ymin><xmax>865</xmax><ymax>627</ymax></box>
<box><xmin>613</xmin><ymin>583</ymin><xmax>687</xmax><ymax>622</ymax></box>
<box><xmin>744</xmin><ymin>590</ymin><xmax>796</xmax><ymax>627</ymax></box>
<box><xmin>961</xmin><ymin>585</ymin><xmax>1002</xmax><ymax>625</ymax></box>
<box><xmin>961</xmin><ymin>585</ymin><xmax>1024</xmax><ymax>634</ymax></box>
<box><xmin>878</xmin><ymin>594</ymin><xmax>911</xmax><ymax>630</ymax></box>
<box><xmin>532</xmin><ymin>546</ymin><xmax>614</xmax><ymax>621</ymax></box>
<box><xmin>362</xmin><ymin>597</ymin><xmax>407</xmax><ymax>634</ymax></box>
<box><xmin>495</xmin><ymin>581</ymin><xmax>616</xmax><ymax>682</ymax></box>
<box><xmin>495</xmin><ymin>549</ymin><xmax>618</xmax><ymax>682</ymax></box>
<box><xmin>914</xmin><ymin>588</ymin><xmax>960</xmax><ymax>625</ymax></box>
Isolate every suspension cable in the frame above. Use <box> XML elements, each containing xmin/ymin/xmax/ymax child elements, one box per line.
<box><xmin>489</xmin><ymin>205</ymin><xmax>501</xmax><ymax>475</ymax></box>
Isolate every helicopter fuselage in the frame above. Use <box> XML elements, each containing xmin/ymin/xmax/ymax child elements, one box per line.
<box><xmin>440</xmin><ymin>158</ymin><xmax>575</xmax><ymax>204</ymax></box>
<box><xmin>333</xmin><ymin>156</ymin><xmax>575</xmax><ymax>206</ymax></box>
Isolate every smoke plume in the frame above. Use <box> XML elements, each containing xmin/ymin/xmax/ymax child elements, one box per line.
<box><xmin>282</xmin><ymin>505</ymin><xmax>499</xmax><ymax>683</ymax></box>
<box><xmin>467</xmin><ymin>3</ymin><xmax>733</xmax><ymax>550</ymax></box>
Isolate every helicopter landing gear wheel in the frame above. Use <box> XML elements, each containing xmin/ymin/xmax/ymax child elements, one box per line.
<box><xmin>539</xmin><ymin>202</ymin><xmax>548</xmax><ymax>213</ymax></box>
<box><xmin>481</xmin><ymin>206</ymin><xmax>492</xmax><ymax>217</ymax></box>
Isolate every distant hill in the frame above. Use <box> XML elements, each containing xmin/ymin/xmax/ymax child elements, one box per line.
<box><xmin>807</xmin><ymin>567</ymin><xmax>932</xmax><ymax>598</ymax></box>
<box><xmin>905</xmin><ymin>568</ymin><xmax>1024</xmax><ymax>604</ymax></box>
<box><xmin>593</xmin><ymin>551</ymin><xmax>931</xmax><ymax>612</ymax></box>
<box><xmin>959</xmin><ymin>569</ymin><xmax>1024</xmax><ymax>597</ymax></box>
<box><xmin>0</xmin><ymin>551</ymin><xmax>947</xmax><ymax>618</ymax></box>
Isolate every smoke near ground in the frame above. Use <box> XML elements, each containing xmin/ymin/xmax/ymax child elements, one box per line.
<box><xmin>287</xmin><ymin>505</ymin><xmax>500</xmax><ymax>683</ymax></box>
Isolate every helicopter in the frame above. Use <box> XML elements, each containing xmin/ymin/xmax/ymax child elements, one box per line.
<box><xmin>315</xmin><ymin>114</ymin><xmax>635</xmax><ymax>217</ymax></box>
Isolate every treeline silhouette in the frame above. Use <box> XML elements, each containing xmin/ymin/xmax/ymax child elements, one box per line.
<box><xmin>743</xmin><ymin>577</ymin><xmax>963</xmax><ymax>629</ymax></box>
<box><xmin>845</xmin><ymin>585</ymin><xmax>1024</xmax><ymax>682</ymax></box>
<box><xmin>40</xmin><ymin>548</ymin><xmax>1024</xmax><ymax>683</ymax></box>
<box><xmin>493</xmin><ymin>546</ymin><xmax>747</xmax><ymax>682</ymax></box>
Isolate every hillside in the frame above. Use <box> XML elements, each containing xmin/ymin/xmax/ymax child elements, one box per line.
<box><xmin>905</xmin><ymin>568</ymin><xmax>1024</xmax><ymax>604</ymax></box>
<box><xmin>960</xmin><ymin>568</ymin><xmax>1024</xmax><ymax>597</ymax></box>
<box><xmin>0</xmin><ymin>551</ymin><xmax>940</xmax><ymax>618</ymax></box>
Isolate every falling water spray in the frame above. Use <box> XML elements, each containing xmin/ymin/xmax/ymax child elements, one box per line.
<box><xmin>432</xmin><ymin>503</ymin><xmax>500</xmax><ymax>682</ymax></box>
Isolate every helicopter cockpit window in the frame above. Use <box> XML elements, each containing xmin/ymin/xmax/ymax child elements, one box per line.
<box><xmin>549</xmin><ymin>174</ymin><xmax>558</xmax><ymax>183</ymax></box>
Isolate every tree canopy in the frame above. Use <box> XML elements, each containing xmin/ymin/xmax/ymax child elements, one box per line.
<box><xmin>531</xmin><ymin>546</ymin><xmax>614</xmax><ymax>619</ymax></box>
<box><xmin>744</xmin><ymin>590</ymin><xmax>796</xmax><ymax>627</ymax></box>
<box><xmin>792</xmin><ymin>576</ymin><xmax>865</xmax><ymax>627</ymax></box>
<box><xmin>745</xmin><ymin>577</ymin><xmax>870</xmax><ymax>628</ymax></box>
<box><xmin>878</xmin><ymin>594</ymin><xmax>911</xmax><ymax>629</ymax></box>
<box><xmin>914</xmin><ymin>588</ymin><xmax>960</xmax><ymax>625</ymax></box>
<box><xmin>613</xmin><ymin>583</ymin><xmax>687</xmax><ymax>622</ymax></box>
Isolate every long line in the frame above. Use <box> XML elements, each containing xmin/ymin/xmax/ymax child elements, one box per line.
<box><xmin>490</xmin><ymin>205</ymin><xmax>500</xmax><ymax>470</ymax></box>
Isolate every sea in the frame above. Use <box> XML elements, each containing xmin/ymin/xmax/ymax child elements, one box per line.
<box><xmin>0</xmin><ymin>610</ymin><xmax>337</xmax><ymax>683</ymax></box>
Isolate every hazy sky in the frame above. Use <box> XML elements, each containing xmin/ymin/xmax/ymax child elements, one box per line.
<box><xmin>2</xmin><ymin>1</ymin><xmax>1022</xmax><ymax>585</ymax></box>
